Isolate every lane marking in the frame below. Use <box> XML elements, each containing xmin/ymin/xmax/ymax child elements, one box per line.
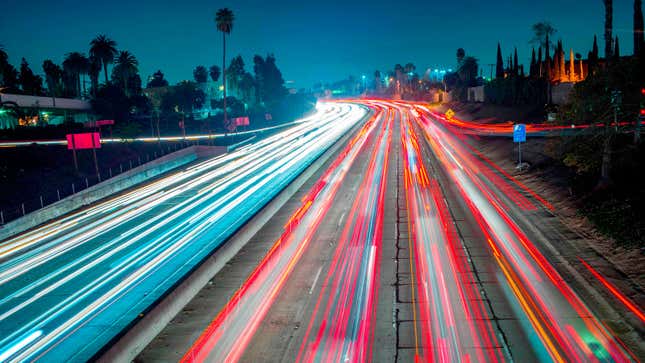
<box><xmin>309</xmin><ymin>267</ymin><xmax>323</xmax><ymax>295</ymax></box>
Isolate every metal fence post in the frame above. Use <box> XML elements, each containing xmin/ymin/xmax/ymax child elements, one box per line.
<box><xmin>57</xmin><ymin>189</ymin><xmax>61</xmax><ymax>201</ymax></box>
<box><xmin>120</xmin><ymin>164</ymin><xmax>123</xmax><ymax>173</ymax></box>
<box><xmin>72</xmin><ymin>183</ymin><xmax>75</xmax><ymax>194</ymax></box>
<box><xmin>40</xmin><ymin>196</ymin><xmax>44</xmax><ymax>209</ymax></box>
<box><xmin>129</xmin><ymin>160</ymin><xmax>133</xmax><ymax>169</ymax></box>
<box><xmin>21</xmin><ymin>203</ymin><xmax>25</xmax><ymax>216</ymax></box>
<box><xmin>85</xmin><ymin>178</ymin><xmax>89</xmax><ymax>188</ymax></box>
<box><xmin>1</xmin><ymin>210</ymin><xmax>4</xmax><ymax>225</ymax></box>
<box><xmin>109</xmin><ymin>168</ymin><xmax>112</xmax><ymax>178</ymax></box>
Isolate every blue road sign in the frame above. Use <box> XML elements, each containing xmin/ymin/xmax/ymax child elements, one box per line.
<box><xmin>513</xmin><ymin>124</ymin><xmax>526</xmax><ymax>143</ymax></box>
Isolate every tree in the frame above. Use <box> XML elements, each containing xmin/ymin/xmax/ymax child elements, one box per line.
<box><xmin>614</xmin><ymin>36</ymin><xmax>620</xmax><ymax>59</ymax></box>
<box><xmin>19</xmin><ymin>58</ymin><xmax>44</xmax><ymax>95</ymax></box>
<box><xmin>530</xmin><ymin>48</ymin><xmax>537</xmax><ymax>77</ymax></box>
<box><xmin>530</xmin><ymin>22</ymin><xmax>557</xmax><ymax>49</ymax></box>
<box><xmin>238</xmin><ymin>72</ymin><xmax>255</xmax><ymax>104</ymax></box>
<box><xmin>63</xmin><ymin>52</ymin><xmax>88</xmax><ymax>98</ymax></box>
<box><xmin>635</xmin><ymin>0</ymin><xmax>644</xmax><ymax>55</ymax></box>
<box><xmin>513</xmin><ymin>48</ymin><xmax>519</xmax><ymax>77</ymax></box>
<box><xmin>209</xmin><ymin>65</ymin><xmax>221</xmax><ymax>82</ymax></box>
<box><xmin>457</xmin><ymin>48</ymin><xmax>466</xmax><ymax>66</ymax></box>
<box><xmin>42</xmin><ymin>60</ymin><xmax>62</xmax><ymax>96</ymax></box>
<box><xmin>227</xmin><ymin>55</ymin><xmax>246</xmax><ymax>95</ymax></box>
<box><xmin>604</xmin><ymin>0</ymin><xmax>614</xmax><ymax>59</ymax></box>
<box><xmin>88</xmin><ymin>55</ymin><xmax>101</xmax><ymax>97</ymax></box>
<box><xmin>161</xmin><ymin>81</ymin><xmax>206</xmax><ymax>116</ymax></box>
<box><xmin>253</xmin><ymin>55</ymin><xmax>265</xmax><ymax>103</ymax></box>
<box><xmin>89</xmin><ymin>35</ymin><xmax>118</xmax><ymax>83</ymax></box>
<box><xmin>193</xmin><ymin>65</ymin><xmax>208</xmax><ymax>83</ymax></box>
<box><xmin>458</xmin><ymin>56</ymin><xmax>479</xmax><ymax>87</ymax></box>
<box><xmin>216</xmin><ymin>7</ymin><xmax>234</xmax><ymax>125</ymax></box>
<box><xmin>147</xmin><ymin>70</ymin><xmax>169</xmax><ymax>88</ymax></box>
<box><xmin>495</xmin><ymin>43</ymin><xmax>504</xmax><ymax>78</ymax></box>
<box><xmin>0</xmin><ymin>47</ymin><xmax>19</xmax><ymax>91</ymax></box>
<box><xmin>112</xmin><ymin>51</ymin><xmax>138</xmax><ymax>97</ymax></box>
<box><xmin>256</xmin><ymin>54</ymin><xmax>286</xmax><ymax>106</ymax></box>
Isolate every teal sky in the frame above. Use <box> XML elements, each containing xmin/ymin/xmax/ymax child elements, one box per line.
<box><xmin>0</xmin><ymin>0</ymin><xmax>639</xmax><ymax>88</ymax></box>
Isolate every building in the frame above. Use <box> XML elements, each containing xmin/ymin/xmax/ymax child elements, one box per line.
<box><xmin>0</xmin><ymin>93</ymin><xmax>92</xmax><ymax>129</ymax></box>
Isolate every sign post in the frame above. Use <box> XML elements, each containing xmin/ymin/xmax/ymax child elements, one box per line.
<box><xmin>66</xmin><ymin>132</ymin><xmax>101</xmax><ymax>179</ymax></box>
<box><xmin>513</xmin><ymin>123</ymin><xmax>526</xmax><ymax>166</ymax></box>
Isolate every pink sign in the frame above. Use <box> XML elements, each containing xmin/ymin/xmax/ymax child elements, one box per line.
<box><xmin>66</xmin><ymin>132</ymin><xmax>101</xmax><ymax>150</ymax></box>
<box><xmin>234</xmin><ymin>117</ymin><xmax>250</xmax><ymax>126</ymax></box>
<box><xmin>96</xmin><ymin>119</ymin><xmax>114</xmax><ymax>126</ymax></box>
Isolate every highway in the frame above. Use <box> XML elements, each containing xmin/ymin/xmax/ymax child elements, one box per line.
<box><xmin>0</xmin><ymin>103</ymin><xmax>368</xmax><ymax>362</ymax></box>
<box><xmin>147</xmin><ymin>100</ymin><xmax>643</xmax><ymax>362</ymax></box>
<box><xmin>1</xmin><ymin>99</ymin><xmax>643</xmax><ymax>362</ymax></box>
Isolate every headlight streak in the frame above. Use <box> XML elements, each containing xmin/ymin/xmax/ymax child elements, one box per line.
<box><xmin>410</xmin><ymin>103</ymin><xmax>637</xmax><ymax>362</ymax></box>
<box><xmin>296</xmin><ymin>107</ymin><xmax>392</xmax><ymax>363</ymax></box>
<box><xmin>0</xmin><ymin>103</ymin><xmax>368</xmax><ymax>362</ymax></box>
<box><xmin>180</xmin><ymin>107</ymin><xmax>385</xmax><ymax>363</ymax></box>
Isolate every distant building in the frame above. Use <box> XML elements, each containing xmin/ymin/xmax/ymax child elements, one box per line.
<box><xmin>0</xmin><ymin>93</ymin><xmax>92</xmax><ymax>129</ymax></box>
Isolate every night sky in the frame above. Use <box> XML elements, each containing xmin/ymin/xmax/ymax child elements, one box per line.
<box><xmin>0</xmin><ymin>0</ymin><xmax>637</xmax><ymax>88</ymax></box>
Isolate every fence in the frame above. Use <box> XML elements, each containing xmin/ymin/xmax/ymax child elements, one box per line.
<box><xmin>0</xmin><ymin>140</ymin><xmax>205</xmax><ymax>226</ymax></box>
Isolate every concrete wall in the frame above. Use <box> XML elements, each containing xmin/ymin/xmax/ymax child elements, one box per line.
<box><xmin>0</xmin><ymin>145</ymin><xmax>225</xmax><ymax>241</ymax></box>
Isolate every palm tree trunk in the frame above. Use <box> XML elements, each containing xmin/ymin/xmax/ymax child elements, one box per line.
<box><xmin>604</xmin><ymin>0</ymin><xmax>614</xmax><ymax>60</ymax></box>
<box><xmin>223</xmin><ymin>32</ymin><xmax>227</xmax><ymax>128</ymax></box>
<box><xmin>104</xmin><ymin>63</ymin><xmax>109</xmax><ymax>84</ymax></box>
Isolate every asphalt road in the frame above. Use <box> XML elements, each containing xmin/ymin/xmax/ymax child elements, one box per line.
<box><xmin>2</xmin><ymin>99</ymin><xmax>642</xmax><ymax>362</ymax></box>
<box><xmin>145</xmin><ymin>101</ymin><xmax>643</xmax><ymax>362</ymax></box>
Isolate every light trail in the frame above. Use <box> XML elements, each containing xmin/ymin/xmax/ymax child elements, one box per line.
<box><xmin>399</xmin><ymin>105</ymin><xmax>505</xmax><ymax>362</ymax></box>
<box><xmin>181</xmin><ymin>106</ymin><xmax>385</xmax><ymax>363</ymax></box>
<box><xmin>409</xmin><ymin>103</ymin><xmax>637</xmax><ymax>362</ymax></box>
<box><xmin>295</xmin><ymin>106</ymin><xmax>392</xmax><ymax>363</ymax></box>
<box><xmin>0</xmin><ymin>103</ymin><xmax>367</xmax><ymax>362</ymax></box>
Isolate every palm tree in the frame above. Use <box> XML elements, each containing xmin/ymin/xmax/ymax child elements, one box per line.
<box><xmin>42</xmin><ymin>60</ymin><xmax>63</xmax><ymax>97</ymax></box>
<box><xmin>113</xmin><ymin>51</ymin><xmax>138</xmax><ymax>96</ymax></box>
<box><xmin>216</xmin><ymin>8</ymin><xmax>234</xmax><ymax>125</ymax></box>
<box><xmin>90</xmin><ymin>35</ymin><xmax>118</xmax><ymax>83</ymax></box>
<box><xmin>603</xmin><ymin>0</ymin><xmax>613</xmax><ymax>59</ymax></box>
<box><xmin>63</xmin><ymin>52</ymin><xmax>88</xmax><ymax>98</ymax></box>
<box><xmin>88</xmin><ymin>55</ymin><xmax>101</xmax><ymax>97</ymax></box>
<box><xmin>635</xmin><ymin>0</ymin><xmax>644</xmax><ymax>55</ymax></box>
<box><xmin>193</xmin><ymin>65</ymin><xmax>208</xmax><ymax>83</ymax></box>
<box><xmin>209</xmin><ymin>65</ymin><xmax>221</xmax><ymax>82</ymax></box>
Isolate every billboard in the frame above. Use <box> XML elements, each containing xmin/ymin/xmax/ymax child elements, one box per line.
<box><xmin>66</xmin><ymin>132</ymin><xmax>101</xmax><ymax>150</ymax></box>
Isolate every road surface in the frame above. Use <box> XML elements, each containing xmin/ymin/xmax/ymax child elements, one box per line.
<box><xmin>142</xmin><ymin>101</ymin><xmax>643</xmax><ymax>362</ymax></box>
<box><xmin>1</xmin><ymin>100</ymin><xmax>642</xmax><ymax>362</ymax></box>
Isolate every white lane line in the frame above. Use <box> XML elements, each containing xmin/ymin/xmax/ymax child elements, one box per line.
<box><xmin>309</xmin><ymin>267</ymin><xmax>323</xmax><ymax>295</ymax></box>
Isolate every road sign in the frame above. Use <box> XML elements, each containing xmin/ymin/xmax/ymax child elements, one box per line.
<box><xmin>234</xmin><ymin>116</ymin><xmax>250</xmax><ymax>126</ymax></box>
<box><xmin>66</xmin><ymin>132</ymin><xmax>101</xmax><ymax>150</ymax></box>
<box><xmin>513</xmin><ymin>124</ymin><xmax>526</xmax><ymax>143</ymax></box>
<box><xmin>445</xmin><ymin>109</ymin><xmax>455</xmax><ymax>120</ymax></box>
